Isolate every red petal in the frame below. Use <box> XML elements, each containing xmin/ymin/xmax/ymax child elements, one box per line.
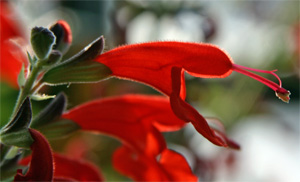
<box><xmin>0</xmin><ymin>1</ymin><xmax>27</xmax><ymax>88</ymax></box>
<box><xmin>96</xmin><ymin>42</ymin><xmax>233</xmax><ymax>96</ymax></box>
<box><xmin>62</xmin><ymin>94</ymin><xmax>186</xmax><ymax>156</ymax></box>
<box><xmin>18</xmin><ymin>152</ymin><xmax>103</xmax><ymax>181</ymax></box>
<box><xmin>159</xmin><ymin>149</ymin><xmax>198</xmax><ymax>181</ymax></box>
<box><xmin>14</xmin><ymin>129</ymin><xmax>54</xmax><ymax>181</ymax></box>
<box><xmin>53</xmin><ymin>177</ymin><xmax>77</xmax><ymax>182</ymax></box>
<box><xmin>113</xmin><ymin>146</ymin><xmax>198</xmax><ymax>181</ymax></box>
<box><xmin>56</xmin><ymin>20</ymin><xmax>72</xmax><ymax>44</ymax></box>
<box><xmin>0</xmin><ymin>41</ymin><xmax>27</xmax><ymax>88</ymax></box>
<box><xmin>170</xmin><ymin>67</ymin><xmax>239</xmax><ymax>149</ymax></box>
<box><xmin>53</xmin><ymin>153</ymin><xmax>104</xmax><ymax>182</ymax></box>
<box><xmin>0</xmin><ymin>1</ymin><xmax>24</xmax><ymax>40</ymax></box>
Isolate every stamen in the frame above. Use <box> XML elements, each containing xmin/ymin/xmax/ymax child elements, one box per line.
<box><xmin>233</xmin><ymin>64</ymin><xmax>282</xmax><ymax>87</ymax></box>
<box><xmin>232</xmin><ymin>64</ymin><xmax>290</xmax><ymax>103</ymax></box>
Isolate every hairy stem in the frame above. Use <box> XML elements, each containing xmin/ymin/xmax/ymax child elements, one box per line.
<box><xmin>10</xmin><ymin>62</ymin><xmax>42</xmax><ymax>120</ymax></box>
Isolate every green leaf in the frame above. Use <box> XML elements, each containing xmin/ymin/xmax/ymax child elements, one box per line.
<box><xmin>1</xmin><ymin>98</ymin><xmax>32</xmax><ymax>134</ymax></box>
<box><xmin>41</xmin><ymin>36</ymin><xmax>112</xmax><ymax>85</ymax></box>
<box><xmin>17</xmin><ymin>64</ymin><xmax>26</xmax><ymax>88</ymax></box>
<box><xmin>31</xmin><ymin>27</ymin><xmax>56</xmax><ymax>60</ymax></box>
<box><xmin>37</xmin><ymin>119</ymin><xmax>80</xmax><ymax>139</ymax></box>
<box><xmin>30</xmin><ymin>93</ymin><xmax>66</xmax><ymax>128</ymax></box>
<box><xmin>0</xmin><ymin>129</ymin><xmax>34</xmax><ymax>148</ymax></box>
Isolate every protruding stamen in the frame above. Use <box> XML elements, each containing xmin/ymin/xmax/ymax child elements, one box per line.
<box><xmin>233</xmin><ymin>64</ymin><xmax>282</xmax><ymax>87</ymax></box>
<box><xmin>232</xmin><ymin>64</ymin><xmax>290</xmax><ymax>103</ymax></box>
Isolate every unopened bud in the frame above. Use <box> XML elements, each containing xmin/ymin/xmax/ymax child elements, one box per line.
<box><xmin>31</xmin><ymin>27</ymin><xmax>55</xmax><ymax>60</ymax></box>
<box><xmin>42</xmin><ymin>50</ymin><xmax>62</xmax><ymax>67</ymax></box>
<box><xmin>49</xmin><ymin>20</ymin><xmax>72</xmax><ymax>54</ymax></box>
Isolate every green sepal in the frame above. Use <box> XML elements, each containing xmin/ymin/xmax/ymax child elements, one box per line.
<box><xmin>0</xmin><ymin>165</ymin><xmax>24</xmax><ymax>181</ymax></box>
<box><xmin>30</xmin><ymin>92</ymin><xmax>66</xmax><ymax>128</ymax></box>
<box><xmin>1</xmin><ymin>98</ymin><xmax>32</xmax><ymax>134</ymax></box>
<box><xmin>30</xmin><ymin>27</ymin><xmax>56</xmax><ymax>60</ymax></box>
<box><xmin>0</xmin><ymin>98</ymin><xmax>34</xmax><ymax>148</ymax></box>
<box><xmin>17</xmin><ymin>64</ymin><xmax>26</xmax><ymax>88</ymax></box>
<box><xmin>0</xmin><ymin>149</ymin><xmax>26</xmax><ymax>181</ymax></box>
<box><xmin>27</xmin><ymin>51</ymin><xmax>35</xmax><ymax>66</ymax></box>
<box><xmin>41</xmin><ymin>36</ymin><xmax>112</xmax><ymax>85</ymax></box>
<box><xmin>68</xmin><ymin>36</ymin><xmax>105</xmax><ymax>63</ymax></box>
<box><xmin>0</xmin><ymin>144</ymin><xmax>10</xmax><ymax>164</ymax></box>
<box><xmin>40</xmin><ymin>50</ymin><xmax>62</xmax><ymax>68</ymax></box>
<box><xmin>0</xmin><ymin>128</ymin><xmax>34</xmax><ymax>148</ymax></box>
<box><xmin>30</xmin><ymin>94</ymin><xmax>56</xmax><ymax>101</ymax></box>
<box><xmin>2</xmin><ymin>146</ymin><xmax>19</xmax><ymax>160</ymax></box>
<box><xmin>37</xmin><ymin>119</ymin><xmax>80</xmax><ymax>139</ymax></box>
<box><xmin>42</xmin><ymin>61</ymin><xmax>112</xmax><ymax>85</ymax></box>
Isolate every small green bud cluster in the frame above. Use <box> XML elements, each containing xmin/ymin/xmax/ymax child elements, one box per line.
<box><xmin>30</xmin><ymin>20</ymin><xmax>72</xmax><ymax>68</ymax></box>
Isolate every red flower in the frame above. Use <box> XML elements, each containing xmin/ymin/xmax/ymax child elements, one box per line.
<box><xmin>0</xmin><ymin>1</ymin><xmax>27</xmax><ymax>88</ymax></box>
<box><xmin>62</xmin><ymin>94</ymin><xmax>198</xmax><ymax>180</ymax></box>
<box><xmin>62</xmin><ymin>94</ymin><xmax>186</xmax><ymax>156</ymax></box>
<box><xmin>95</xmin><ymin>41</ymin><xmax>290</xmax><ymax>148</ymax></box>
<box><xmin>14</xmin><ymin>129</ymin><xmax>53</xmax><ymax>181</ymax></box>
<box><xmin>113</xmin><ymin>146</ymin><xmax>198</xmax><ymax>181</ymax></box>
<box><xmin>15</xmin><ymin>129</ymin><xmax>104</xmax><ymax>182</ymax></box>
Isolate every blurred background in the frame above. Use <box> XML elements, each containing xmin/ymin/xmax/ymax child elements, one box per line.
<box><xmin>1</xmin><ymin>0</ymin><xmax>299</xmax><ymax>181</ymax></box>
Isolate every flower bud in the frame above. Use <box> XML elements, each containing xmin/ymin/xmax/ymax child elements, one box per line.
<box><xmin>42</xmin><ymin>50</ymin><xmax>62</xmax><ymax>67</ymax></box>
<box><xmin>49</xmin><ymin>20</ymin><xmax>72</xmax><ymax>55</ymax></box>
<box><xmin>31</xmin><ymin>27</ymin><xmax>55</xmax><ymax>60</ymax></box>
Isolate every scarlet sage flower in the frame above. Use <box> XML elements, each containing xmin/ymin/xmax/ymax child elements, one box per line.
<box><xmin>62</xmin><ymin>94</ymin><xmax>198</xmax><ymax>180</ymax></box>
<box><xmin>14</xmin><ymin>129</ymin><xmax>53</xmax><ymax>181</ymax></box>
<box><xmin>113</xmin><ymin>146</ymin><xmax>198</xmax><ymax>181</ymax></box>
<box><xmin>95</xmin><ymin>41</ymin><xmax>290</xmax><ymax>149</ymax></box>
<box><xmin>62</xmin><ymin>94</ymin><xmax>187</xmax><ymax>157</ymax></box>
<box><xmin>0</xmin><ymin>1</ymin><xmax>27</xmax><ymax>88</ymax></box>
<box><xmin>15</xmin><ymin>129</ymin><xmax>104</xmax><ymax>182</ymax></box>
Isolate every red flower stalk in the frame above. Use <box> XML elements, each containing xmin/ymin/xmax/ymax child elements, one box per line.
<box><xmin>113</xmin><ymin>146</ymin><xmax>198</xmax><ymax>181</ymax></box>
<box><xmin>95</xmin><ymin>41</ymin><xmax>289</xmax><ymax>148</ymax></box>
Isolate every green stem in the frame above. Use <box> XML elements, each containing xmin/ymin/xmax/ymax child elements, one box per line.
<box><xmin>10</xmin><ymin>63</ymin><xmax>42</xmax><ymax>119</ymax></box>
